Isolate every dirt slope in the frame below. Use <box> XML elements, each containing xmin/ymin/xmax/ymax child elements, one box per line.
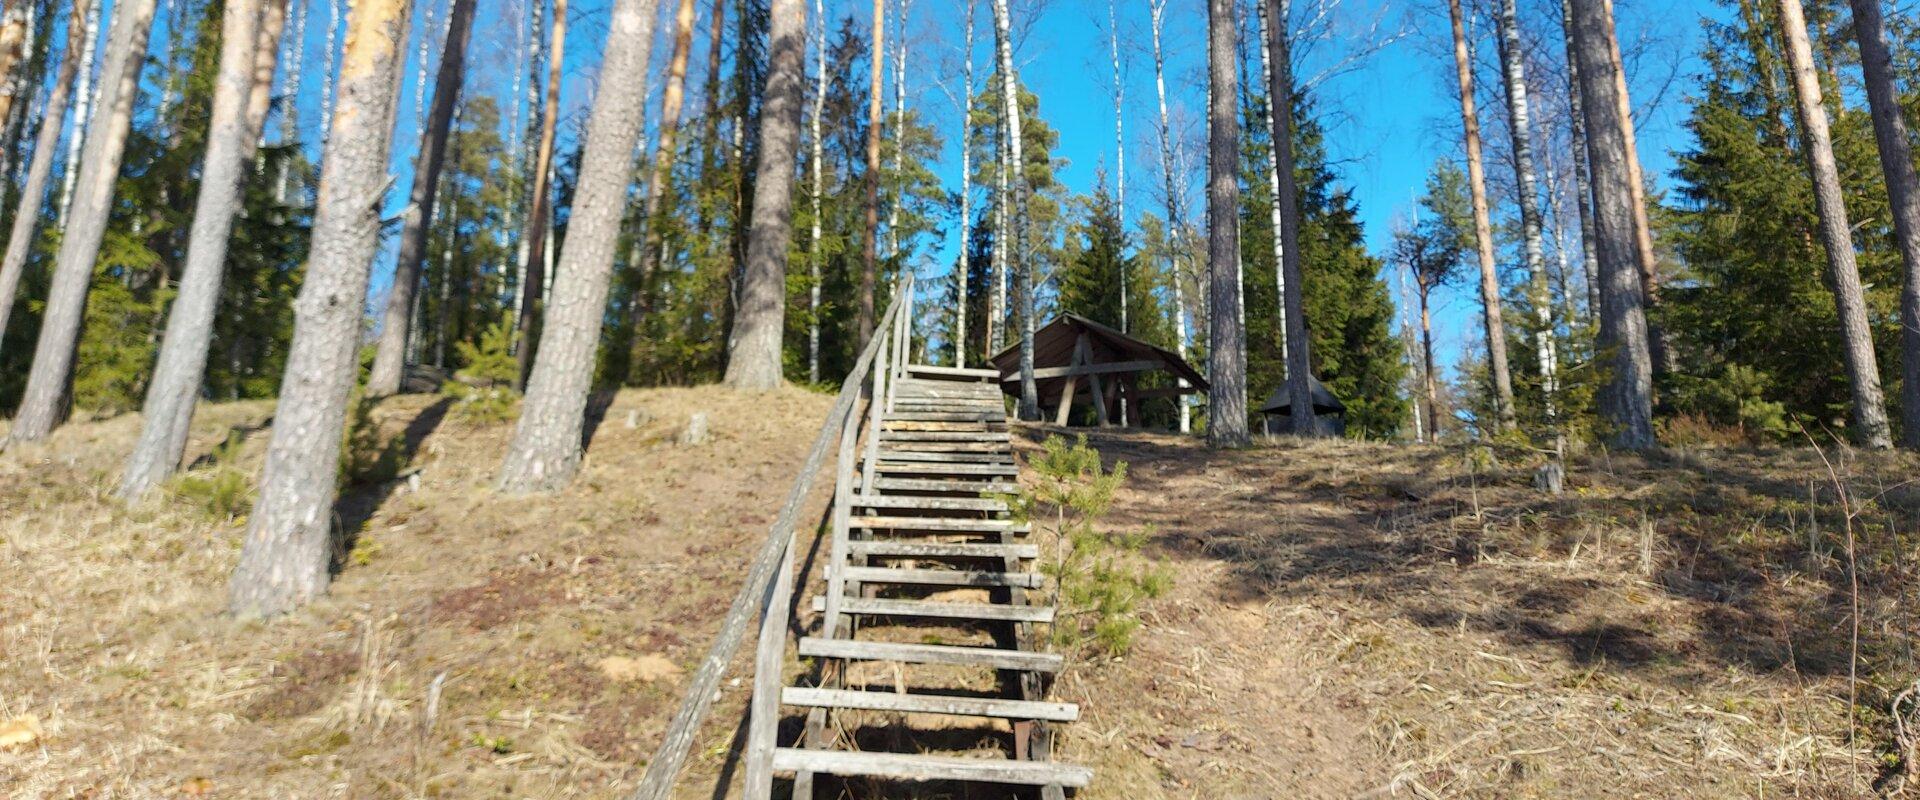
<box><xmin>1</xmin><ymin>394</ymin><xmax>1907</xmax><ymax>799</ymax></box>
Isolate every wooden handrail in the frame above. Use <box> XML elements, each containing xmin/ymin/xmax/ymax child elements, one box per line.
<box><xmin>631</xmin><ymin>276</ymin><xmax>914</xmax><ymax>800</ymax></box>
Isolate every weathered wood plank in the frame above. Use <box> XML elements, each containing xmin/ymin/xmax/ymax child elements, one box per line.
<box><xmin>782</xmin><ymin>687</ymin><xmax>1079</xmax><ymax>722</ymax></box>
<box><xmin>797</xmin><ymin>637</ymin><xmax>1064</xmax><ymax>671</ymax></box>
<box><xmin>770</xmin><ymin>749</ymin><xmax>1093</xmax><ymax>787</ymax></box>
<box><xmin>1001</xmin><ymin>359</ymin><xmax>1159</xmax><ymax>381</ymax></box>
<box><xmin>809</xmin><ymin>596</ymin><xmax>1055</xmax><ymax>622</ymax></box>
<box><xmin>848</xmin><ymin>540</ymin><xmax>1038</xmax><ymax>559</ymax></box>
<box><xmin>862</xmin><ymin>477</ymin><xmax>1022</xmax><ymax>494</ymax></box>
<box><xmin>875</xmin><ymin>462</ymin><xmax>1021</xmax><ymax>476</ymax></box>
<box><xmin>876</xmin><ymin>450</ymin><xmax>1017</xmax><ymax>463</ymax></box>
<box><xmin>852</xmin><ymin>494</ymin><xmax>1010</xmax><ymax>512</ymax></box>
<box><xmin>842</xmin><ymin>565</ymin><xmax>1042</xmax><ymax>588</ymax></box>
<box><xmin>850</xmin><ymin>516</ymin><xmax>1028</xmax><ymax>532</ymax></box>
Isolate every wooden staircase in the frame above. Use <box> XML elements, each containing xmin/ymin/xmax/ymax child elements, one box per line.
<box><xmin>771</xmin><ymin>367</ymin><xmax>1091</xmax><ymax>796</ymax></box>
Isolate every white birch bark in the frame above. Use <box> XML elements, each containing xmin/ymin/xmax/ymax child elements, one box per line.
<box><xmin>1494</xmin><ymin>0</ymin><xmax>1558</xmax><ymax>430</ymax></box>
<box><xmin>990</xmin><ymin>0</ymin><xmax>1036</xmax><ymax>418</ymax></box>
<box><xmin>1150</xmin><ymin>0</ymin><xmax>1189</xmax><ymax>433</ymax></box>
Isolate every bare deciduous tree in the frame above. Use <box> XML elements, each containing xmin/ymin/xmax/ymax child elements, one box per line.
<box><xmin>1493</xmin><ymin>0</ymin><xmax>1558</xmax><ymax>436</ymax></box>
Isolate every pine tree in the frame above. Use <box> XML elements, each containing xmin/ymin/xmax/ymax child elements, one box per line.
<box><xmin>1204</xmin><ymin>0</ymin><xmax>1246</xmax><ymax>447</ymax></box>
<box><xmin>722</xmin><ymin>0</ymin><xmax>803</xmax><ymax>388</ymax></box>
<box><xmin>0</xmin><ymin>0</ymin><xmax>90</xmax><ymax>354</ymax></box>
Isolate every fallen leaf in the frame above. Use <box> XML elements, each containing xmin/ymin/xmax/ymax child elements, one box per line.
<box><xmin>0</xmin><ymin>715</ymin><xmax>42</xmax><ymax>749</ymax></box>
<box><xmin>177</xmin><ymin>777</ymin><xmax>215</xmax><ymax>796</ymax></box>
<box><xmin>597</xmin><ymin>654</ymin><xmax>681</xmax><ymax>683</ymax></box>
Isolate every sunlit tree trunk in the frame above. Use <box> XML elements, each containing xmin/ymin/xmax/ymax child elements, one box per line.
<box><xmin>0</xmin><ymin>6</ymin><xmax>30</xmax><ymax>135</ymax></box>
<box><xmin>1149</xmin><ymin>0</ymin><xmax>1190</xmax><ymax>433</ymax></box>
<box><xmin>9</xmin><ymin>0</ymin><xmax>159</xmax><ymax>443</ymax></box>
<box><xmin>496</xmin><ymin>0</ymin><xmax>661</xmax><ymax>492</ymax></box>
<box><xmin>623</xmin><ymin>0</ymin><xmax>697</xmax><ymax>352</ymax></box>
<box><xmin>0</xmin><ymin>0</ymin><xmax>89</xmax><ymax>353</ymax></box>
<box><xmin>367</xmin><ymin>0</ymin><xmax>475</xmax><ymax>397</ymax></box>
<box><xmin>513</xmin><ymin>0</ymin><xmax>566</xmax><ymax>389</ymax></box>
<box><xmin>885</xmin><ymin>0</ymin><xmax>908</xmax><ymax>261</ymax></box>
<box><xmin>1261</xmin><ymin>0</ymin><xmax>1314</xmax><ymax>437</ymax></box>
<box><xmin>1567</xmin><ymin>0</ymin><xmax>1653</xmax><ymax>448</ymax></box>
<box><xmin>1204</xmin><ymin>0</ymin><xmax>1246</xmax><ymax>447</ymax></box>
<box><xmin>807</xmin><ymin>0</ymin><xmax>827</xmax><ymax>379</ymax></box>
<box><xmin>1254</xmin><ymin>0</ymin><xmax>1285</xmax><ymax>361</ymax></box>
<box><xmin>852</xmin><ymin>0</ymin><xmax>883</xmax><ymax>349</ymax></box>
<box><xmin>1775</xmin><ymin>0</ymin><xmax>1891</xmax><ymax>448</ymax></box>
<box><xmin>1108</xmin><ymin>0</ymin><xmax>1124</xmax><ymax>332</ymax></box>
<box><xmin>1557</xmin><ymin>0</ymin><xmax>1598</xmax><ymax>319</ymax></box>
<box><xmin>989</xmin><ymin>0</ymin><xmax>1036</xmax><ymax>418</ymax></box>
<box><xmin>723</xmin><ymin>0</ymin><xmax>804</xmax><ymax>389</ymax></box>
<box><xmin>1849</xmin><ymin>0</ymin><xmax>1920</xmax><ymax>447</ymax></box>
<box><xmin>119</xmin><ymin>0</ymin><xmax>291</xmax><ymax>499</ymax></box>
<box><xmin>227</xmin><ymin>0</ymin><xmax>414</xmax><ymax>616</ymax></box>
<box><xmin>1599</xmin><ymin>0</ymin><xmax>1661</xmax><ymax>368</ymax></box>
<box><xmin>55</xmin><ymin>0</ymin><xmax>99</xmax><ymax>222</ymax></box>
<box><xmin>1494</xmin><ymin>0</ymin><xmax>1558</xmax><ymax>435</ymax></box>
<box><xmin>951</xmin><ymin>0</ymin><xmax>973</xmax><ymax>369</ymax></box>
<box><xmin>1445</xmin><ymin>0</ymin><xmax>1516</xmax><ymax>433</ymax></box>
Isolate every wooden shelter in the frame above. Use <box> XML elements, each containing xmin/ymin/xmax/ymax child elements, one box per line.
<box><xmin>1258</xmin><ymin>376</ymin><xmax>1348</xmax><ymax>436</ymax></box>
<box><xmin>990</xmin><ymin>314</ymin><xmax>1207</xmax><ymax>426</ymax></box>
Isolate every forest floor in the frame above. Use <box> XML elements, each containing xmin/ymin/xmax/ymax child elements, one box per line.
<box><xmin>0</xmin><ymin>388</ymin><xmax>1912</xmax><ymax>798</ymax></box>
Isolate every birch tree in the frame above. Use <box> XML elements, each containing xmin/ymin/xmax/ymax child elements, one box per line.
<box><xmin>1566</xmin><ymin>0</ymin><xmax>1652</xmax><ymax>448</ymax></box>
<box><xmin>8</xmin><ymin>0</ymin><xmax>160</xmax><ymax>444</ymax></box>
<box><xmin>1493</xmin><ymin>0</ymin><xmax>1558</xmax><ymax>433</ymax></box>
<box><xmin>227</xmin><ymin>0</ymin><xmax>415</xmax><ymax>616</ymax></box>
<box><xmin>55</xmin><ymin>0</ymin><xmax>98</xmax><ymax>220</ymax></box>
<box><xmin>990</xmin><ymin>0</ymin><xmax>1038</xmax><ymax>418</ymax></box>
<box><xmin>1444</xmin><ymin>0</ymin><xmax>1516</xmax><ymax>433</ymax></box>
<box><xmin>513</xmin><ymin>0</ymin><xmax>566</xmax><ymax>388</ymax></box>
<box><xmin>1848</xmin><ymin>0</ymin><xmax>1920</xmax><ymax>447</ymax></box>
<box><xmin>0</xmin><ymin>0</ymin><xmax>89</xmax><ymax>353</ymax></box>
<box><xmin>365</xmin><ymin>0</ymin><xmax>476</xmax><ymax>397</ymax></box>
<box><xmin>1774</xmin><ymin>0</ymin><xmax>1891</xmax><ymax>448</ymax></box>
<box><xmin>723</xmin><ymin>0</ymin><xmax>805</xmax><ymax>389</ymax></box>
<box><xmin>807</xmin><ymin>0</ymin><xmax>828</xmax><ymax>379</ymax></box>
<box><xmin>119</xmin><ymin>0</ymin><xmax>292</xmax><ymax>499</ymax></box>
<box><xmin>1205</xmin><ymin>0</ymin><xmax>1247</xmax><ymax>447</ymax></box>
<box><xmin>1107</xmin><ymin>0</ymin><xmax>1124</xmax><ymax>332</ymax></box>
<box><xmin>496</xmin><ymin>0</ymin><xmax>661</xmax><ymax>492</ymax></box>
<box><xmin>1150</xmin><ymin>0</ymin><xmax>1191</xmax><ymax>433</ymax></box>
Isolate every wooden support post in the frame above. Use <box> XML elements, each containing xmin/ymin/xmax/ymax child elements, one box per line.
<box><xmin>744</xmin><ymin>528</ymin><xmax>798</xmax><ymax>799</ymax></box>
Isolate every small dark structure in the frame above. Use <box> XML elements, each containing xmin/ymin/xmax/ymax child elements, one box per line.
<box><xmin>990</xmin><ymin>313</ymin><xmax>1208</xmax><ymax>426</ymax></box>
<box><xmin>1258</xmin><ymin>375</ymin><xmax>1348</xmax><ymax>436</ymax></box>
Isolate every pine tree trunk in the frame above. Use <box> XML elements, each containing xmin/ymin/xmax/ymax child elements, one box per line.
<box><xmin>1495</xmin><ymin>0</ymin><xmax>1558</xmax><ymax>432</ymax></box>
<box><xmin>622</xmin><ymin>0</ymin><xmax>696</xmax><ymax>346</ymax></box>
<box><xmin>227</xmin><ymin>0</ymin><xmax>414</xmax><ymax>616</ymax></box>
<box><xmin>1445</xmin><ymin>0</ymin><xmax>1516</xmax><ymax>433</ymax></box>
<box><xmin>496</xmin><ymin>0</ymin><xmax>661</xmax><ymax>492</ymax></box>
<box><xmin>367</xmin><ymin>0</ymin><xmax>475</xmax><ymax>397</ymax></box>
<box><xmin>1558</xmin><ymin>0</ymin><xmax>1600</xmax><ymax>319</ymax></box>
<box><xmin>8</xmin><ymin>0</ymin><xmax>158</xmax><ymax>443</ymax></box>
<box><xmin>1150</xmin><ymin>0</ymin><xmax>1190</xmax><ymax>433</ymax></box>
<box><xmin>118</xmin><ymin>0</ymin><xmax>289</xmax><ymax>499</ymax></box>
<box><xmin>853</xmin><ymin>0</ymin><xmax>883</xmax><ymax>350</ymax></box>
<box><xmin>0</xmin><ymin>6</ymin><xmax>29</xmax><ymax>135</ymax></box>
<box><xmin>1599</xmin><ymin>0</ymin><xmax>1661</xmax><ymax>345</ymax></box>
<box><xmin>807</xmin><ymin>0</ymin><xmax>827</xmax><ymax>380</ymax></box>
<box><xmin>1850</xmin><ymin>0</ymin><xmax>1920</xmax><ymax>447</ymax></box>
<box><xmin>1204</xmin><ymin>0</ymin><xmax>1247</xmax><ymax>447</ymax></box>
<box><xmin>1776</xmin><ymin>0</ymin><xmax>1891</xmax><ymax>448</ymax></box>
<box><xmin>1567</xmin><ymin>0</ymin><xmax>1654</xmax><ymax>449</ymax></box>
<box><xmin>722</xmin><ymin>0</ymin><xmax>803</xmax><ymax>390</ymax></box>
<box><xmin>513</xmin><ymin>0</ymin><xmax>565</xmax><ymax>389</ymax></box>
<box><xmin>0</xmin><ymin>0</ymin><xmax>88</xmax><ymax>353</ymax></box>
<box><xmin>990</xmin><ymin>0</ymin><xmax>1036</xmax><ymax>418</ymax></box>
<box><xmin>1262</xmin><ymin>0</ymin><xmax>1314</xmax><ymax>436</ymax></box>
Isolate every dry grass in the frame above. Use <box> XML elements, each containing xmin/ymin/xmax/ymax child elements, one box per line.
<box><xmin>3</xmin><ymin>394</ymin><xmax>1914</xmax><ymax>798</ymax></box>
<box><xmin>0</xmin><ymin>386</ymin><xmax>835</xmax><ymax>799</ymax></box>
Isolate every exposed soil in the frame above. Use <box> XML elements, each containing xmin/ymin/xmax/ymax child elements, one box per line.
<box><xmin>2</xmin><ymin>393</ymin><xmax>1911</xmax><ymax>798</ymax></box>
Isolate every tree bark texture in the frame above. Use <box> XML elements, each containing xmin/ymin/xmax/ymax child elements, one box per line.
<box><xmin>1567</xmin><ymin>0</ymin><xmax>1654</xmax><ymax>449</ymax></box>
<box><xmin>1445</xmin><ymin>0</ymin><xmax>1516</xmax><ymax>434</ymax></box>
<box><xmin>0</xmin><ymin>0</ymin><xmax>89</xmax><ymax>353</ymax></box>
<box><xmin>722</xmin><ymin>0</ymin><xmax>804</xmax><ymax>389</ymax></box>
<box><xmin>1776</xmin><ymin>0</ymin><xmax>1891</xmax><ymax>448</ymax></box>
<box><xmin>1495</xmin><ymin>0</ymin><xmax>1559</xmax><ymax>429</ymax></box>
<box><xmin>227</xmin><ymin>0</ymin><xmax>414</xmax><ymax>616</ymax></box>
<box><xmin>1149</xmin><ymin>0</ymin><xmax>1190</xmax><ymax>433</ymax></box>
<box><xmin>367</xmin><ymin>0</ymin><xmax>476</xmax><ymax>397</ymax></box>
<box><xmin>1558</xmin><ymin>0</ymin><xmax>1599</xmax><ymax>318</ymax></box>
<box><xmin>1262</xmin><ymin>0</ymin><xmax>1315</xmax><ymax>436</ymax></box>
<box><xmin>9</xmin><ymin>0</ymin><xmax>159</xmax><ymax>443</ymax></box>
<box><xmin>1848</xmin><ymin>0</ymin><xmax>1920</xmax><ymax>447</ymax></box>
<box><xmin>624</xmin><ymin>0</ymin><xmax>696</xmax><ymax>338</ymax></box>
<box><xmin>496</xmin><ymin>0</ymin><xmax>661</xmax><ymax>492</ymax></box>
<box><xmin>853</xmin><ymin>0</ymin><xmax>883</xmax><ymax>350</ymax></box>
<box><xmin>1205</xmin><ymin>0</ymin><xmax>1247</xmax><ymax>447</ymax></box>
<box><xmin>513</xmin><ymin>0</ymin><xmax>566</xmax><ymax>389</ymax></box>
<box><xmin>989</xmin><ymin>0</ymin><xmax>1037</xmax><ymax>418</ymax></box>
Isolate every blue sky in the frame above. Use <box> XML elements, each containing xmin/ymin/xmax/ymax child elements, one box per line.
<box><xmin>258</xmin><ymin>0</ymin><xmax>1729</xmax><ymax>378</ymax></box>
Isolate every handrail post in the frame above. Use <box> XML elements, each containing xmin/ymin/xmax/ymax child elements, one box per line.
<box><xmin>743</xmin><ymin>525</ymin><xmax>798</xmax><ymax>800</ymax></box>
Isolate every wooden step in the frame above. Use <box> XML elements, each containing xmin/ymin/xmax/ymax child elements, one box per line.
<box><xmin>880</xmin><ymin>430</ymin><xmax>1013</xmax><ymax>442</ymax></box>
<box><xmin>904</xmin><ymin>365</ymin><xmax>1002</xmax><ymax>380</ymax></box>
<box><xmin>875</xmin><ymin>462</ymin><xmax>1020</xmax><ymax>476</ymax></box>
<box><xmin>880</xmin><ymin>442</ymin><xmax>1012</xmax><ymax>454</ymax></box>
<box><xmin>798</xmin><ymin>637</ymin><xmax>1064</xmax><ymax>672</ymax></box>
<box><xmin>848</xmin><ymin>541</ymin><xmax>1037</xmax><ymax>559</ymax></box>
<box><xmin>877</xmin><ymin>451</ymin><xmax>1016</xmax><ymax>464</ymax></box>
<box><xmin>862</xmin><ymin>477</ymin><xmax>1021</xmax><ymax>494</ymax></box>
<box><xmin>842</xmin><ymin>565</ymin><xmax>1042</xmax><ymax>589</ymax></box>
<box><xmin>782</xmin><ymin>687</ymin><xmax>1078</xmax><ymax>722</ymax></box>
<box><xmin>886</xmin><ymin>412</ymin><xmax>1007</xmax><ymax>423</ymax></box>
<box><xmin>851</xmin><ymin>494</ymin><xmax>1010</xmax><ymax>512</ymax></box>
<box><xmin>891</xmin><ymin>403</ymin><xmax>1000</xmax><ymax>413</ymax></box>
<box><xmin>812</xmin><ymin>596</ymin><xmax>1054</xmax><ymax>622</ymax></box>
<box><xmin>771</xmin><ymin>748</ymin><xmax>1093</xmax><ymax>788</ymax></box>
<box><xmin>850</xmin><ymin>516</ymin><xmax>1027</xmax><ymax>533</ymax></box>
